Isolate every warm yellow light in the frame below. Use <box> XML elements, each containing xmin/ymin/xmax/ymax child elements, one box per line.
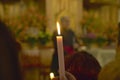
<box><xmin>57</xmin><ymin>22</ymin><xmax>61</xmax><ymax>35</ymax></box>
<box><xmin>50</xmin><ymin>72</ymin><xmax>55</xmax><ymax>79</ymax></box>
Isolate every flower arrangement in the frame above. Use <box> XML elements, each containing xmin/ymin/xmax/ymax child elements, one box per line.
<box><xmin>80</xmin><ymin>13</ymin><xmax>117</xmax><ymax>47</ymax></box>
<box><xmin>3</xmin><ymin>6</ymin><xmax>50</xmax><ymax>47</ymax></box>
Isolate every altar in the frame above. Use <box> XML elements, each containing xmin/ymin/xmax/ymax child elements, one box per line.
<box><xmin>89</xmin><ymin>47</ymin><xmax>116</xmax><ymax>67</ymax></box>
<box><xmin>20</xmin><ymin>44</ymin><xmax>116</xmax><ymax>80</ymax></box>
<box><xmin>21</xmin><ymin>45</ymin><xmax>116</xmax><ymax>68</ymax></box>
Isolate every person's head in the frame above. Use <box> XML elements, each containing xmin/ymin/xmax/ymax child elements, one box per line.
<box><xmin>65</xmin><ymin>51</ymin><xmax>101</xmax><ymax>80</ymax></box>
<box><xmin>60</xmin><ymin>16</ymin><xmax>70</xmax><ymax>30</ymax></box>
<box><xmin>0</xmin><ymin>20</ymin><xmax>21</xmax><ymax>54</ymax></box>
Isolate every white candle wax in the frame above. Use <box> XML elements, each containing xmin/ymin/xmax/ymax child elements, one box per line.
<box><xmin>56</xmin><ymin>22</ymin><xmax>66</xmax><ymax>80</ymax></box>
<box><xmin>57</xmin><ymin>36</ymin><xmax>66</xmax><ymax>79</ymax></box>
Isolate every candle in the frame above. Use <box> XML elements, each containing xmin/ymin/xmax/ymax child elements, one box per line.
<box><xmin>56</xmin><ymin>22</ymin><xmax>66</xmax><ymax>80</ymax></box>
<box><xmin>50</xmin><ymin>72</ymin><xmax>55</xmax><ymax>80</ymax></box>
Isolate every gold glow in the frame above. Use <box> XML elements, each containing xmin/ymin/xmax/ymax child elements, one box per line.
<box><xmin>57</xmin><ymin>22</ymin><xmax>61</xmax><ymax>35</ymax></box>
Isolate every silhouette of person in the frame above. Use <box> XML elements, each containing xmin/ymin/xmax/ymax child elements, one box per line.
<box><xmin>0</xmin><ymin>20</ymin><xmax>23</xmax><ymax>80</ymax></box>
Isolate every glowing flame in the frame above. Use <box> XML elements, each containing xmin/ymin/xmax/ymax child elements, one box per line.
<box><xmin>50</xmin><ymin>72</ymin><xmax>55</xmax><ymax>79</ymax></box>
<box><xmin>57</xmin><ymin>22</ymin><xmax>61</xmax><ymax>35</ymax></box>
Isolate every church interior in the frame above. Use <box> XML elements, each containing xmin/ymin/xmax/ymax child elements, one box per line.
<box><xmin>0</xmin><ymin>0</ymin><xmax>120</xmax><ymax>80</ymax></box>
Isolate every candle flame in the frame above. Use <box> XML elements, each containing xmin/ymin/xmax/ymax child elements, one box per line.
<box><xmin>50</xmin><ymin>72</ymin><xmax>55</xmax><ymax>79</ymax></box>
<box><xmin>57</xmin><ymin>22</ymin><xmax>61</xmax><ymax>35</ymax></box>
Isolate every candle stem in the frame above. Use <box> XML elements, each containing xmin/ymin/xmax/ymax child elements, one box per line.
<box><xmin>57</xmin><ymin>36</ymin><xmax>66</xmax><ymax>80</ymax></box>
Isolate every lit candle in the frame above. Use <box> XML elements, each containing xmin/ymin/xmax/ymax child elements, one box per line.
<box><xmin>56</xmin><ymin>22</ymin><xmax>66</xmax><ymax>80</ymax></box>
<box><xmin>50</xmin><ymin>72</ymin><xmax>55</xmax><ymax>80</ymax></box>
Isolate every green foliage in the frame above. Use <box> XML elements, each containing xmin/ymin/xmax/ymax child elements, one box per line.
<box><xmin>38</xmin><ymin>32</ymin><xmax>50</xmax><ymax>45</ymax></box>
<box><xmin>82</xmin><ymin>36</ymin><xmax>107</xmax><ymax>47</ymax></box>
